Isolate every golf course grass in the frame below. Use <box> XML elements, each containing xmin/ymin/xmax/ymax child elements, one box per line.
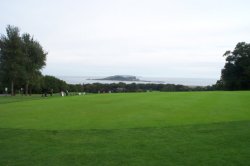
<box><xmin>0</xmin><ymin>91</ymin><xmax>250</xmax><ymax>165</ymax></box>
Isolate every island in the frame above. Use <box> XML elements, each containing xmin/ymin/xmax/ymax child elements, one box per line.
<box><xmin>92</xmin><ymin>75</ymin><xmax>140</xmax><ymax>81</ymax></box>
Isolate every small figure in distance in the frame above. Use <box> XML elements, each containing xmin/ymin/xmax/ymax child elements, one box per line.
<box><xmin>41</xmin><ymin>88</ymin><xmax>44</xmax><ymax>97</ymax></box>
<box><xmin>44</xmin><ymin>88</ymin><xmax>47</xmax><ymax>97</ymax></box>
<box><xmin>20</xmin><ymin>88</ymin><xmax>24</xmax><ymax>96</ymax></box>
<box><xmin>42</xmin><ymin>88</ymin><xmax>47</xmax><ymax>97</ymax></box>
<box><xmin>50</xmin><ymin>89</ymin><xmax>53</xmax><ymax>96</ymax></box>
<box><xmin>61</xmin><ymin>90</ymin><xmax>64</xmax><ymax>97</ymax></box>
<box><xmin>5</xmin><ymin>87</ymin><xmax>8</xmax><ymax>96</ymax></box>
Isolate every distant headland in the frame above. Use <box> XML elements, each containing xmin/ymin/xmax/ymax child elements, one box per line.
<box><xmin>91</xmin><ymin>75</ymin><xmax>140</xmax><ymax>81</ymax></box>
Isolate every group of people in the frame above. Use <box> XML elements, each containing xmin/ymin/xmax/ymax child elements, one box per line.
<box><xmin>41</xmin><ymin>89</ymin><xmax>71</xmax><ymax>97</ymax></box>
<box><xmin>41</xmin><ymin>89</ymin><xmax>86</xmax><ymax>97</ymax></box>
<box><xmin>60</xmin><ymin>90</ymin><xmax>69</xmax><ymax>97</ymax></box>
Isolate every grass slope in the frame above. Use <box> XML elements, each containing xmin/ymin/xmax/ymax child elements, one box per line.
<box><xmin>0</xmin><ymin>91</ymin><xmax>250</xmax><ymax>165</ymax></box>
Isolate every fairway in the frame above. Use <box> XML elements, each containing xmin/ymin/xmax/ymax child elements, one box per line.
<box><xmin>0</xmin><ymin>91</ymin><xmax>250</xmax><ymax>165</ymax></box>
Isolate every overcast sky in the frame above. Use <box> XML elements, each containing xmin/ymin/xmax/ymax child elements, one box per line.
<box><xmin>1</xmin><ymin>0</ymin><xmax>250</xmax><ymax>78</ymax></box>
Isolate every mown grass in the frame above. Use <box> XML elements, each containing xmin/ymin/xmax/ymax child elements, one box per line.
<box><xmin>0</xmin><ymin>91</ymin><xmax>250</xmax><ymax>165</ymax></box>
<box><xmin>0</xmin><ymin>91</ymin><xmax>250</xmax><ymax>130</ymax></box>
<box><xmin>0</xmin><ymin>94</ymin><xmax>42</xmax><ymax>104</ymax></box>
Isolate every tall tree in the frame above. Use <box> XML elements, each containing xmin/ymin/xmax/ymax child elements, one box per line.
<box><xmin>22</xmin><ymin>33</ymin><xmax>47</xmax><ymax>95</ymax></box>
<box><xmin>221</xmin><ymin>42</ymin><xmax>250</xmax><ymax>90</ymax></box>
<box><xmin>0</xmin><ymin>25</ymin><xmax>47</xmax><ymax>95</ymax></box>
<box><xmin>0</xmin><ymin>25</ymin><xmax>26</xmax><ymax>95</ymax></box>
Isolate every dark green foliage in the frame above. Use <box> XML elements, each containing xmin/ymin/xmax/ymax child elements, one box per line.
<box><xmin>21</xmin><ymin>33</ymin><xmax>47</xmax><ymax>94</ymax></box>
<box><xmin>68</xmin><ymin>84</ymin><xmax>83</xmax><ymax>93</ymax></box>
<box><xmin>220</xmin><ymin>42</ymin><xmax>250</xmax><ymax>90</ymax></box>
<box><xmin>79</xmin><ymin>83</ymin><xmax>207</xmax><ymax>93</ymax></box>
<box><xmin>0</xmin><ymin>25</ymin><xmax>47</xmax><ymax>95</ymax></box>
<box><xmin>42</xmin><ymin>75</ymin><xmax>68</xmax><ymax>93</ymax></box>
<box><xmin>0</xmin><ymin>25</ymin><xmax>26</xmax><ymax>95</ymax></box>
<box><xmin>212</xmin><ymin>80</ymin><xmax>224</xmax><ymax>90</ymax></box>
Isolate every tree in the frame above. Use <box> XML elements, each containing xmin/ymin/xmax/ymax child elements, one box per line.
<box><xmin>220</xmin><ymin>42</ymin><xmax>250</xmax><ymax>90</ymax></box>
<box><xmin>22</xmin><ymin>33</ymin><xmax>47</xmax><ymax>95</ymax></box>
<box><xmin>42</xmin><ymin>75</ymin><xmax>68</xmax><ymax>93</ymax></box>
<box><xmin>0</xmin><ymin>25</ymin><xmax>47</xmax><ymax>95</ymax></box>
<box><xmin>0</xmin><ymin>25</ymin><xmax>26</xmax><ymax>95</ymax></box>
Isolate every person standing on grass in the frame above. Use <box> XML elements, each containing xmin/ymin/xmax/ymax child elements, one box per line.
<box><xmin>50</xmin><ymin>89</ymin><xmax>53</xmax><ymax>96</ymax></box>
<box><xmin>20</xmin><ymin>88</ymin><xmax>24</xmax><ymax>96</ymax></box>
<box><xmin>5</xmin><ymin>87</ymin><xmax>8</xmax><ymax>96</ymax></box>
<box><xmin>41</xmin><ymin>88</ymin><xmax>47</xmax><ymax>97</ymax></box>
<box><xmin>61</xmin><ymin>90</ymin><xmax>64</xmax><ymax>97</ymax></box>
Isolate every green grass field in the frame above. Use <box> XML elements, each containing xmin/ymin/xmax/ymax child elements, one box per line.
<box><xmin>0</xmin><ymin>91</ymin><xmax>250</xmax><ymax>165</ymax></box>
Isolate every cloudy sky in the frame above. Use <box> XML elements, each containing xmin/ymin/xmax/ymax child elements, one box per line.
<box><xmin>1</xmin><ymin>0</ymin><xmax>250</xmax><ymax>79</ymax></box>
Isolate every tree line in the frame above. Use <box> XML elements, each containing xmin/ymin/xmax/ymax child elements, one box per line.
<box><xmin>69</xmin><ymin>83</ymin><xmax>211</xmax><ymax>94</ymax></box>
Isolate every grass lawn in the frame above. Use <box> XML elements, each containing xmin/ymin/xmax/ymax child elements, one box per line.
<box><xmin>0</xmin><ymin>91</ymin><xmax>250</xmax><ymax>165</ymax></box>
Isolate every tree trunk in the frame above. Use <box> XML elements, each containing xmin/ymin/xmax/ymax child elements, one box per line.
<box><xmin>25</xmin><ymin>82</ymin><xmax>29</xmax><ymax>96</ymax></box>
<box><xmin>11</xmin><ymin>80</ymin><xmax>14</xmax><ymax>96</ymax></box>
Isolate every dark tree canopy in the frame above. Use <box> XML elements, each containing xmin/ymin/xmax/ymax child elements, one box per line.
<box><xmin>221</xmin><ymin>42</ymin><xmax>250</xmax><ymax>90</ymax></box>
<box><xmin>0</xmin><ymin>25</ymin><xmax>47</xmax><ymax>95</ymax></box>
<box><xmin>22</xmin><ymin>33</ymin><xmax>47</xmax><ymax>94</ymax></box>
<box><xmin>42</xmin><ymin>75</ymin><xmax>68</xmax><ymax>93</ymax></box>
<box><xmin>0</xmin><ymin>25</ymin><xmax>25</xmax><ymax>95</ymax></box>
